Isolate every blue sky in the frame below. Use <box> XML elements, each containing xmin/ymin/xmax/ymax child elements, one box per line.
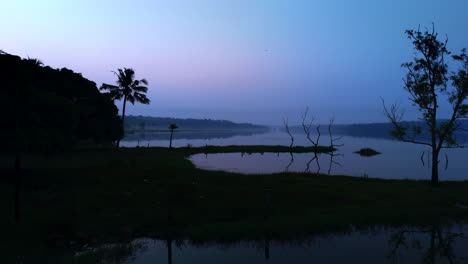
<box><xmin>2</xmin><ymin>0</ymin><xmax>468</xmax><ymax>124</ymax></box>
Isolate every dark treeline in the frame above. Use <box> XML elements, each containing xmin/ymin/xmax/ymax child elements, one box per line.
<box><xmin>0</xmin><ymin>51</ymin><xmax>123</xmax><ymax>153</ymax></box>
<box><xmin>289</xmin><ymin>120</ymin><xmax>468</xmax><ymax>141</ymax></box>
<box><xmin>123</xmin><ymin>129</ymin><xmax>269</xmax><ymax>142</ymax></box>
<box><xmin>124</xmin><ymin>115</ymin><xmax>269</xmax><ymax>131</ymax></box>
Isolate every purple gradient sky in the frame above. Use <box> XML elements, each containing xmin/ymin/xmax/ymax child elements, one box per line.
<box><xmin>2</xmin><ymin>0</ymin><xmax>468</xmax><ymax>125</ymax></box>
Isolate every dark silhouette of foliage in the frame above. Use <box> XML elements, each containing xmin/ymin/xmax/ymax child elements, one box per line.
<box><xmin>0</xmin><ymin>51</ymin><xmax>123</xmax><ymax>154</ymax></box>
<box><xmin>383</xmin><ymin>25</ymin><xmax>468</xmax><ymax>184</ymax></box>
<box><xmin>100</xmin><ymin>68</ymin><xmax>150</xmax><ymax>147</ymax></box>
<box><xmin>0</xmin><ymin>51</ymin><xmax>123</xmax><ymax>222</ymax></box>
<box><xmin>168</xmin><ymin>123</ymin><xmax>178</xmax><ymax>148</ymax></box>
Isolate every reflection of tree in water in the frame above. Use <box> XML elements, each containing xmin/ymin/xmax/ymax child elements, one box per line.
<box><xmin>166</xmin><ymin>238</ymin><xmax>187</xmax><ymax>264</ymax></box>
<box><xmin>302</xmin><ymin>113</ymin><xmax>344</xmax><ymax>175</ymax></box>
<box><xmin>75</xmin><ymin>237</ymin><xmax>187</xmax><ymax>264</ymax></box>
<box><xmin>305</xmin><ymin>152</ymin><xmax>320</xmax><ymax>174</ymax></box>
<box><xmin>387</xmin><ymin>224</ymin><xmax>467</xmax><ymax>264</ymax></box>
<box><xmin>285</xmin><ymin>152</ymin><xmax>294</xmax><ymax>172</ymax></box>
<box><xmin>74</xmin><ymin>224</ymin><xmax>468</xmax><ymax>263</ymax></box>
<box><xmin>75</xmin><ymin>240</ymin><xmax>148</xmax><ymax>264</ymax></box>
<box><xmin>327</xmin><ymin>152</ymin><xmax>343</xmax><ymax>175</ymax></box>
<box><xmin>303</xmin><ymin>152</ymin><xmax>342</xmax><ymax>175</ymax></box>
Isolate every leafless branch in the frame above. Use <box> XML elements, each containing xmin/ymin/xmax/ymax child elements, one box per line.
<box><xmin>381</xmin><ymin>97</ymin><xmax>433</xmax><ymax>147</ymax></box>
<box><xmin>301</xmin><ymin>107</ymin><xmax>320</xmax><ymax>147</ymax></box>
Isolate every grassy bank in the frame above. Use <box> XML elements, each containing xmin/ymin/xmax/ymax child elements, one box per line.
<box><xmin>184</xmin><ymin>144</ymin><xmax>335</xmax><ymax>154</ymax></box>
<box><xmin>1</xmin><ymin>146</ymin><xmax>468</xmax><ymax>249</ymax></box>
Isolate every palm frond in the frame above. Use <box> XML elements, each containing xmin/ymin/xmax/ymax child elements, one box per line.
<box><xmin>104</xmin><ymin>67</ymin><xmax>150</xmax><ymax>105</ymax></box>
<box><xmin>127</xmin><ymin>94</ymin><xmax>136</xmax><ymax>105</ymax></box>
<box><xmin>100</xmin><ymin>83</ymin><xmax>119</xmax><ymax>91</ymax></box>
<box><xmin>133</xmin><ymin>92</ymin><xmax>150</xmax><ymax>104</ymax></box>
<box><xmin>109</xmin><ymin>90</ymin><xmax>124</xmax><ymax>100</ymax></box>
<box><xmin>132</xmin><ymin>85</ymin><xmax>148</xmax><ymax>93</ymax></box>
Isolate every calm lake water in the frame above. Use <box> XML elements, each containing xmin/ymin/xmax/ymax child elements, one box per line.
<box><xmin>75</xmin><ymin>224</ymin><xmax>468</xmax><ymax>264</ymax></box>
<box><xmin>121</xmin><ymin>129</ymin><xmax>468</xmax><ymax>181</ymax></box>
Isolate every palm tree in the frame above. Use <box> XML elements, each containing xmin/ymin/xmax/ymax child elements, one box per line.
<box><xmin>100</xmin><ymin>68</ymin><xmax>150</xmax><ymax>147</ymax></box>
<box><xmin>168</xmin><ymin>124</ymin><xmax>178</xmax><ymax>149</ymax></box>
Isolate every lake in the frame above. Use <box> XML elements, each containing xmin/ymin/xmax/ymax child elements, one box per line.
<box><xmin>121</xmin><ymin>129</ymin><xmax>468</xmax><ymax>181</ymax></box>
<box><xmin>74</xmin><ymin>224</ymin><xmax>468</xmax><ymax>264</ymax></box>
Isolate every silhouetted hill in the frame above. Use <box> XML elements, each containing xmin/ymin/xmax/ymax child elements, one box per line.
<box><xmin>124</xmin><ymin>115</ymin><xmax>269</xmax><ymax>131</ymax></box>
<box><xmin>0</xmin><ymin>51</ymin><xmax>122</xmax><ymax>152</ymax></box>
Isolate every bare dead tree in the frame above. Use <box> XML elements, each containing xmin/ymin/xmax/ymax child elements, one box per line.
<box><xmin>325</xmin><ymin>115</ymin><xmax>344</xmax><ymax>175</ymax></box>
<box><xmin>283</xmin><ymin>118</ymin><xmax>294</xmax><ymax>148</ymax></box>
<box><xmin>301</xmin><ymin>107</ymin><xmax>320</xmax><ymax>147</ymax></box>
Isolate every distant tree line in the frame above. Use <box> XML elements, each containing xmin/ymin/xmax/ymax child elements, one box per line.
<box><xmin>124</xmin><ymin>115</ymin><xmax>268</xmax><ymax>130</ymax></box>
<box><xmin>289</xmin><ymin>120</ymin><xmax>468</xmax><ymax>141</ymax></box>
<box><xmin>0</xmin><ymin>51</ymin><xmax>123</xmax><ymax>153</ymax></box>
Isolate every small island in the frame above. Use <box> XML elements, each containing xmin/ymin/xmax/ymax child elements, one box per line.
<box><xmin>354</xmin><ymin>148</ymin><xmax>381</xmax><ymax>157</ymax></box>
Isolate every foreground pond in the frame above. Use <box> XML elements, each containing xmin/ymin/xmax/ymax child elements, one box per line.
<box><xmin>74</xmin><ymin>224</ymin><xmax>468</xmax><ymax>264</ymax></box>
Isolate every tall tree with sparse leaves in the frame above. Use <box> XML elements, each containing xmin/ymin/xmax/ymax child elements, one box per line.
<box><xmin>383</xmin><ymin>25</ymin><xmax>468</xmax><ymax>185</ymax></box>
<box><xmin>101</xmin><ymin>68</ymin><xmax>150</xmax><ymax>147</ymax></box>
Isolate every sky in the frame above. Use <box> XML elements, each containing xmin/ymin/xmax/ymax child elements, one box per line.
<box><xmin>2</xmin><ymin>0</ymin><xmax>468</xmax><ymax>125</ymax></box>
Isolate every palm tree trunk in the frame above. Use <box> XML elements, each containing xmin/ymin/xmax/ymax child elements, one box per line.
<box><xmin>116</xmin><ymin>95</ymin><xmax>127</xmax><ymax>148</ymax></box>
<box><xmin>169</xmin><ymin>130</ymin><xmax>173</xmax><ymax>148</ymax></box>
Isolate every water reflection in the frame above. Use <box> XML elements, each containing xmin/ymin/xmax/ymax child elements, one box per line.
<box><xmin>387</xmin><ymin>224</ymin><xmax>467</xmax><ymax>264</ymax></box>
<box><xmin>73</xmin><ymin>224</ymin><xmax>468</xmax><ymax>264</ymax></box>
<box><xmin>191</xmin><ymin>151</ymin><xmax>346</xmax><ymax>177</ymax></box>
<box><xmin>122</xmin><ymin>130</ymin><xmax>468</xmax><ymax>180</ymax></box>
<box><xmin>189</xmin><ymin>147</ymin><xmax>468</xmax><ymax>180</ymax></box>
<box><xmin>286</xmin><ymin>152</ymin><xmax>294</xmax><ymax>172</ymax></box>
